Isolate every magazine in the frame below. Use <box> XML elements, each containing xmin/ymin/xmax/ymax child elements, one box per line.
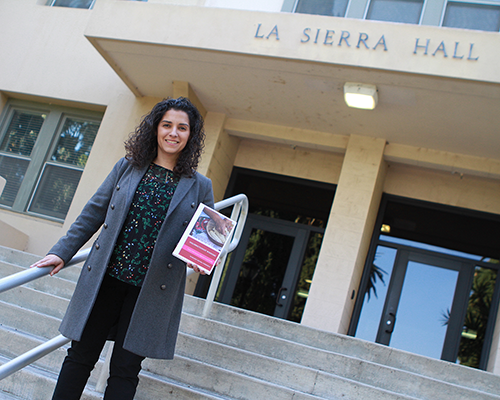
<box><xmin>173</xmin><ymin>203</ymin><xmax>236</xmax><ymax>275</ymax></box>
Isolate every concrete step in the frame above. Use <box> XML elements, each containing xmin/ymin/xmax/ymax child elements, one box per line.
<box><xmin>160</xmin><ymin>336</ymin><xmax>419</xmax><ymax>400</ymax></box>
<box><xmin>0</xmin><ymin>325</ymin><xmax>67</xmax><ymax>374</ymax></box>
<box><xmin>0</xmin><ymin>300</ymin><xmax>61</xmax><ymax>339</ymax></box>
<box><xmin>0</xmin><ymin>351</ymin><xmax>236</xmax><ymax>400</ymax></box>
<box><xmin>0</xmin><ymin>247</ymin><xmax>41</xmax><ymax>268</ymax></box>
<box><xmin>0</xmin><ymin>284</ymin><xmax>69</xmax><ymax>319</ymax></box>
<box><xmin>0</xmin><ymin>354</ymin><xmax>104</xmax><ymax>400</ymax></box>
<box><xmin>135</xmin><ymin>371</ymin><xmax>233</xmax><ymax>400</ymax></box>
<box><xmin>182</xmin><ymin>295</ymin><xmax>500</xmax><ymax>397</ymax></box>
<box><xmin>177</xmin><ymin>314</ymin><xmax>499</xmax><ymax>400</ymax></box>
<box><xmin>0</xmin><ymin>392</ymin><xmax>22</xmax><ymax>399</ymax></box>
<box><xmin>0</xmin><ymin>301</ymin><xmax>415</xmax><ymax>400</ymax></box>
<box><xmin>143</xmin><ymin>355</ymin><xmax>338</xmax><ymax>400</ymax></box>
<box><xmin>1</xmin><ymin>245</ymin><xmax>500</xmax><ymax>400</ymax></box>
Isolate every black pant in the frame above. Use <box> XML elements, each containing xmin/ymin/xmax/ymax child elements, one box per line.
<box><xmin>52</xmin><ymin>274</ymin><xmax>145</xmax><ymax>400</ymax></box>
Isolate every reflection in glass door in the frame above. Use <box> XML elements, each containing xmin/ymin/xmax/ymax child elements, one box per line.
<box><xmin>377</xmin><ymin>254</ymin><xmax>462</xmax><ymax>359</ymax></box>
<box><xmin>352</xmin><ymin>242</ymin><xmax>499</xmax><ymax>369</ymax></box>
<box><xmin>217</xmin><ymin>214</ymin><xmax>323</xmax><ymax>321</ymax></box>
<box><xmin>226</xmin><ymin>226</ymin><xmax>300</xmax><ymax>318</ymax></box>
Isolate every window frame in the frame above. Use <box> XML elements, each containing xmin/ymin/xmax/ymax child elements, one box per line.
<box><xmin>46</xmin><ymin>0</ymin><xmax>96</xmax><ymax>9</ymax></box>
<box><xmin>363</xmin><ymin>0</ymin><xmax>427</xmax><ymax>24</ymax></box>
<box><xmin>0</xmin><ymin>99</ymin><xmax>103</xmax><ymax>222</ymax></box>
<box><xmin>439</xmin><ymin>0</ymin><xmax>500</xmax><ymax>31</ymax></box>
<box><xmin>290</xmin><ymin>0</ymin><xmax>352</xmax><ymax>17</ymax></box>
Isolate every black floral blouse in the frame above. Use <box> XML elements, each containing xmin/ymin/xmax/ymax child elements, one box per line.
<box><xmin>107</xmin><ymin>163</ymin><xmax>179</xmax><ymax>286</ymax></box>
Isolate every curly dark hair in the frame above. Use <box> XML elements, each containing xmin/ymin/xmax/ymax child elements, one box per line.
<box><xmin>124</xmin><ymin>97</ymin><xmax>205</xmax><ymax>176</ymax></box>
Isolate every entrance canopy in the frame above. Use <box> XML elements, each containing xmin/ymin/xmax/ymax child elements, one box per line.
<box><xmin>85</xmin><ymin>1</ymin><xmax>500</xmax><ymax>163</ymax></box>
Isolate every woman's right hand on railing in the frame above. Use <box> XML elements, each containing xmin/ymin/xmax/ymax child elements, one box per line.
<box><xmin>30</xmin><ymin>254</ymin><xmax>65</xmax><ymax>276</ymax></box>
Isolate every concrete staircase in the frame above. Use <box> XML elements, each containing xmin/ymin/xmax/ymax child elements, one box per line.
<box><xmin>0</xmin><ymin>245</ymin><xmax>500</xmax><ymax>400</ymax></box>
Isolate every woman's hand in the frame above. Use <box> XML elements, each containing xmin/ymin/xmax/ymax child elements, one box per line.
<box><xmin>30</xmin><ymin>254</ymin><xmax>65</xmax><ymax>276</ymax></box>
<box><xmin>187</xmin><ymin>263</ymin><xmax>206</xmax><ymax>275</ymax></box>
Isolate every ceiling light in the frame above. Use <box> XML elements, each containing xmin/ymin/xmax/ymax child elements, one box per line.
<box><xmin>344</xmin><ymin>82</ymin><xmax>378</xmax><ymax>110</ymax></box>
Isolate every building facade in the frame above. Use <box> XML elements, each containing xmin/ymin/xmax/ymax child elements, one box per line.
<box><xmin>1</xmin><ymin>0</ymin><xmax>500</xmax><ymax>374</ymax></box>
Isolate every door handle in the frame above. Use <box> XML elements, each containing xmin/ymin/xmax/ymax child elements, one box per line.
<box><xmin>276</xmin><ymin>287</ymin><xmax>288</xmax><ymax>306</ymax></box>
<box><xmin>385</xmin><ymin>312</ymin><xmax>396</xmax><ymax>333</ymax></box>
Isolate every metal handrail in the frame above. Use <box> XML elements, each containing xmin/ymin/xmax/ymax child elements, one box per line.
<box><xmin>0</xmin><ymin>248</ymin><xmax>90</xmax><ymax>295</ymax></box>
<box><xmin>0</xmin><ymin>194</ymin><xmax>248</xmax><ymax>381</ymax></box>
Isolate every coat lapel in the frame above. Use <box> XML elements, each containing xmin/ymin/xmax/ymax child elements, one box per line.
<box><xmin>126</xmin><ymin>164</ymin><xmax>149</xmax><ymax>206</ymax></box>
<box><xmin>166</xmin><ymin>174</ymin><xmax>195</xmax><ymax>219</ymax></box>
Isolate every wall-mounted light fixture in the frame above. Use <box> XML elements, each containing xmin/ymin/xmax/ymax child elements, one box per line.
<box><xmin>344</xmin><ymin>82</ymin><xmax>378</xmax><ymax>110</ymax></box>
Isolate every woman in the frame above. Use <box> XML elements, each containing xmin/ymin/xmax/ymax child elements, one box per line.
<box><xmin>31</xmin><ymin>97</ymin><xmax>213</xmax><ymax>399</ymax></box>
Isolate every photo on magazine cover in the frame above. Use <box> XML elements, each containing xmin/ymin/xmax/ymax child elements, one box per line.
<box><xmin>173</xmin><ymin>204</ymin><xmax>236</xmax><ymax>274</ymax></box>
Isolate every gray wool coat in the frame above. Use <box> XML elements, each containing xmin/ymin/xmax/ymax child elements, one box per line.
<box><xmin>49</xmin><ymin>157</ymin><xmax>214</xmax><ymax>359</ymax></box>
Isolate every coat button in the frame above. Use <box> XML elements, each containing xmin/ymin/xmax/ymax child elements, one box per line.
<box><xmin>160</xmin><ymin>284</ymin><xmax>166</xmax><ymax>290</ymax></box>
<box><xmin>116</xmin><ymin>185</ymin><xmax>120</xmax><ymax>191</ymax></box>
<box><xmin>110</xmin><ymin>204</ymin><xmax>115</xmax><ymax>210</ymax></box>
<box><xmin>103</xmin><ymin>223</ymin><xmax>108</xmax><ymax>229</ymax></box>
<box><xmin>191</xmin><ymin>202</ymin><xmax>196</xmax><ymax>208</ymax></box>
<box><xmin>167</xmin><ymin>263</ymin><xmax>173</xmax><ymax>269</ymax></box>
<box><xmin>95</xmin><ymin>243</ymin><xmax>100</xmax><ymax>250</ymax></box>
<box><xmin>87</xmin><ymin>265</ymin><xmax>91</xmax><ymax>271</ymax></box>
<box><xmin>183</xmin><ymin>220</ymin><xmax>188</xmax><ymax>227</ymax></box>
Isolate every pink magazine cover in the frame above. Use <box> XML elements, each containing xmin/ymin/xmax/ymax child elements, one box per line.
<box><xmin>173</xmin><ymin>203</ymin><xmax>236</xmax><ymax>275</ymax></box>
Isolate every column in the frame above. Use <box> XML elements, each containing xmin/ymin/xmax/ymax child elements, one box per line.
<box><xmin>197</xmin><ymin>112</ymin><xmax>240</xmax><ymax>202</ymax></box>
<box><xmin>301</xmin><ymin>135</ymin><xmax>387</xmax><ymax>334</ymax></box>
<box><xmin>185</xmin><ymin>111</ymin><xmax>240</xmax><ymax>294</ymax></box>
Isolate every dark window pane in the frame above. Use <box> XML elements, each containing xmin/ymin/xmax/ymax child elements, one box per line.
<box><xmin>443</xmin><ymin>2</ymin><xmax>500</xmax><ymax>32</ymax></box>
<box><xmin>366</xmin><ymin>0</ymin><xmax>424</xmax><ymax>24</ymax></box>
<box><xmin>288</xmin><ymin>232</ymin><xmax>324</xmax><ymax>323</ymax></box>
<box><xmin>51</xmin><ymin>0</ymin><xmax>94</xmax><ymax>9</ymax></box>
<box><xmin>0</xmin><ymin>155</ymin><xmax>30</xmax><ymax>207</ymax></box>
<box><xmin>29</xmin><ymin>164</ymin><xmax>82</xmax><ymax>220</ymax></box>
<box><xmin>0</xmin><ymin>110</ymin><xmax>45</xmax><ymax>157</ymax></box>
<box><xmin>295</xmin><ymin>0</ymin><xmax>348</xmax><ymax>17</ymax></box>
<box><xmin>229</xmin><ymin>229</ymin><xmax>295</xmax><ymax>315</ymax></box>
<box><xmin>51</xmin><ymin>117</ymin><xmax>100</xmax><ymax>167</ymax></box>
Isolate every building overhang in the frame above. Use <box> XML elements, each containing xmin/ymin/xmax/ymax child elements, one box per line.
<box><xmin>85</xmin><ymin>1</ymin><xmax>500</xmax><ymax>162</ymax></box>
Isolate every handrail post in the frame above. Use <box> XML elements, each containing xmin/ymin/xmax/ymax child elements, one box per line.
<box><xmin>203</xmin><ymin>194</ymin><xmax>248</xmax><ymax>318</ymax></box>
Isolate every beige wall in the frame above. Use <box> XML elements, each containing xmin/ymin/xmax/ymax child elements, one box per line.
<box><xmin>384</xmin><ymin>163</ymin><xmax>500</xmax><ymax>214</ymax></box>
<box><xmin>234</xmin><ymin>139</ymin><xmax>343</xmax><ymax>184</ymax></box>
<box><xmin>0</xmin><ymin>1</ymin><xmax>127</xmax><ymax>106</ymax></box>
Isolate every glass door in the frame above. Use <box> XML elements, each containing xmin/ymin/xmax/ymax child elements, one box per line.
<box><xmin>376</xmin><ymin>251</ymin><xmax>469</xmax><ymax>359</ymax></box>
<box><xmin>350</xmin><ymin>195</ymin><xmax>500</xmax><ymax>369</ymax></box>
<box><xmin>353</xmin><ymin>243</ymin><xmax>499</xmax><ymax>368</ymax></box>
<box><xmin>217</xmin><ymin>214</ymin><xmax>311</xmax><ymax>319</ymax></box>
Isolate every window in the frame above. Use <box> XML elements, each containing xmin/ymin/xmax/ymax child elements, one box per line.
<box><xmin>47</xmin><ymin>0</ymin><xmax>96</xmax><ymax>9</ymax></box>
<box><xmin>294</xmin><ymin>0</ymin><xmax>349</xmax><ymax>17</ymax></box>
<box><xmin>366</xmin><ymin>0</ymin><xmax>424</xmax><ymax>24</ymax></box>
<box><xmin>442</xmin><ymin>2</ymin><xmax>500</xmax><ymax>32</ymax></box>
<box><xmin>0</xmin><ymin>100</ymin><xmax>102</xmax><ymax>221</ymax></box>
<box><xmin>47</xmin><ymin>0</ymin><xmax>147</xmax><ymax>7</ymax></box>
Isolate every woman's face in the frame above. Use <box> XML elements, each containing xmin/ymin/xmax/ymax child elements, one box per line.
<box><xmin>155</xmin><ymin>109</ymin><xmax>190</xmax><ymax>168</ymax></box>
